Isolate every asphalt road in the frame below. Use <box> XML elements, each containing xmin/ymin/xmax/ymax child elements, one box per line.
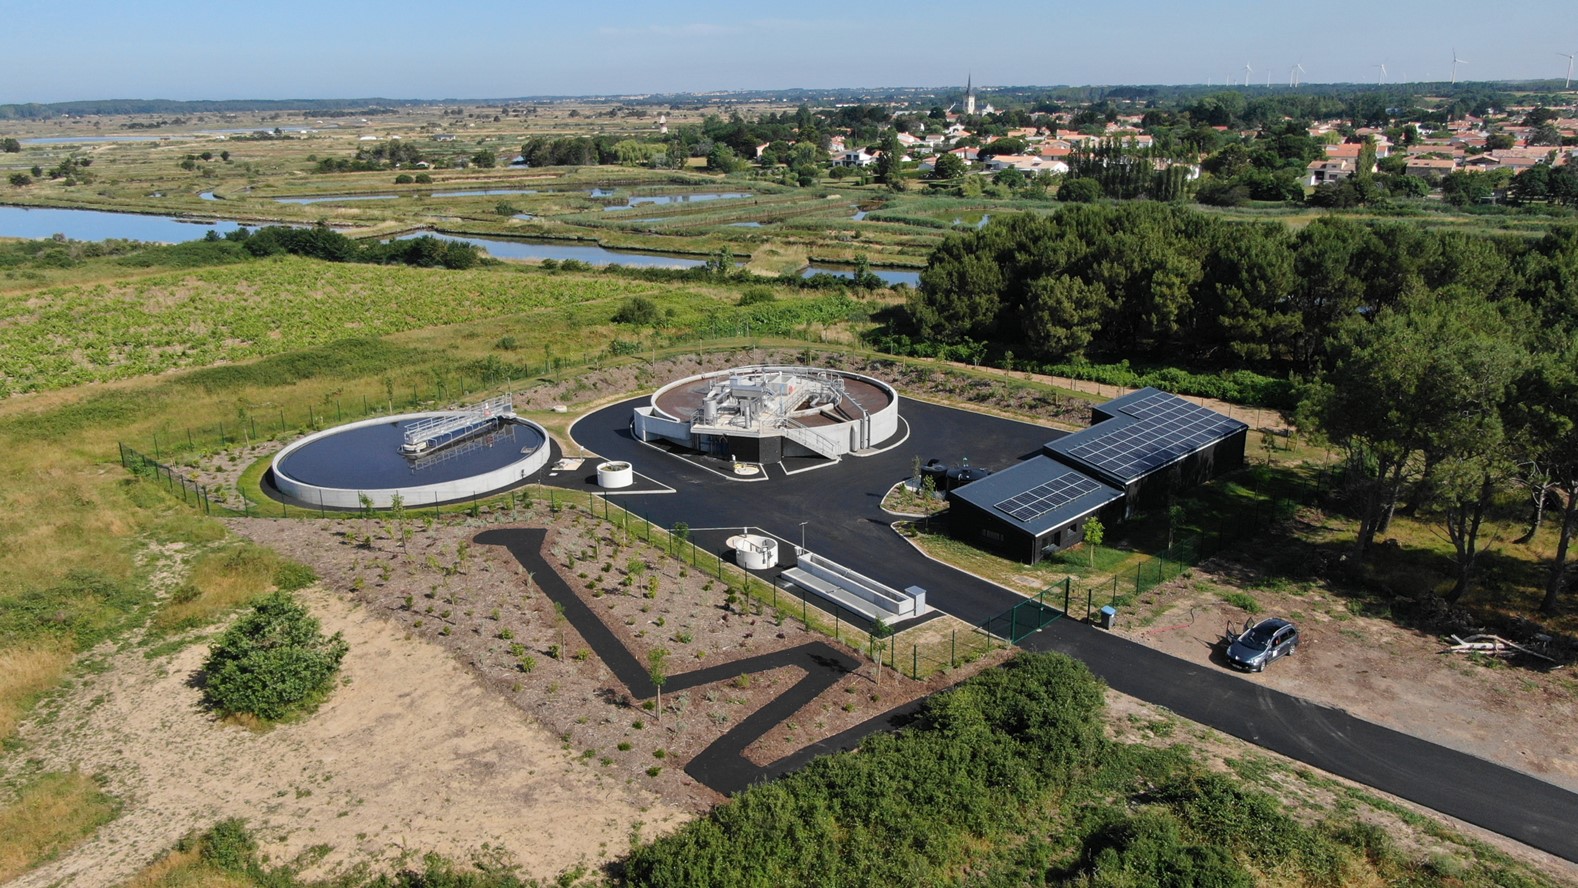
<box><xmin>569</xmin><ymin>394</ymin><xmax>1578</xmax><ymax>863</ymax></box>
<box><xmin>573</xmin><ymin>396</ymin><xmax>1057</xmax><ymax>625</ymax></box>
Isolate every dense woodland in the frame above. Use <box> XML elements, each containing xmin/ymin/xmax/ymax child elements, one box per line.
<box><xmin>895</xmin><ymin>204</ymin><xmax>1578</xmax><ymax>612</ymax></box>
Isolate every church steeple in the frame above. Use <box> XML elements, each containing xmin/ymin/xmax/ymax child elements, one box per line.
<box><xmin>965</xmin><ymin>73</ymin><xmax>976</xmax><ymax>116</ymax></box>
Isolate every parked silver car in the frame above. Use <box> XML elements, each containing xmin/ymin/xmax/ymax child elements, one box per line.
<box><xmin>1225</xmin><ymin>617</ymin><xmax>1299</xmax><ymax>672</ymax></box>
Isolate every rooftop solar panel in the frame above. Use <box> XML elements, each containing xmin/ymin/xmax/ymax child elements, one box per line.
<box><xmin>1068</xmin><ymin>396</ymin><xmax>1242</xmax><ymax>480</ymax></box>
<box><xmin>994</xmin><ymin>473</ymin><xmax>1103</xmax><ymax>523</ymax></box>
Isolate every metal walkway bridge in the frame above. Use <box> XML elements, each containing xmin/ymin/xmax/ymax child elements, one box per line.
<box><xmin>401</xmin><ymin>394</ymin><xmax>515</xmax><ymax>454</ymax></box>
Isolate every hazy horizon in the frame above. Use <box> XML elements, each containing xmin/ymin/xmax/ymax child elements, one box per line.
<box><xmin>4</xmin><ymin>0</ymin><xmax>1575</xmax><ymax>105</ymax></box>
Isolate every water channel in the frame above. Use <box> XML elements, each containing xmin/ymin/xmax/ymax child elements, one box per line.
<box><xmin>0</xmin><ymin>203</ymin><xmax>920</xmax><ymax>283</ymax></box>
<box><xmin>0</xmin><ymin>204</ymin><xmax>244</xmax><ymax>242</ymax></box>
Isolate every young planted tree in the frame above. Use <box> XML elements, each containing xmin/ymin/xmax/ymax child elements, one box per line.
<box><xmin>870</xmin><ymin>622</ymin><xmax>893</xmax><ymax>687</ymax></box>
<box><xmin>390</xmin><ymin>492</ymin><xmax>410</xmax><ymax>553</ymax></box>
<box><xmin>1084</xmin><ymin>517</ymin><xmax>1105</xmax><ymax>568</ymax></box>
<box><xmin>551</xmin><ymin>601</ymin><xmax>567</xmax><ymax>658</ymax></box>
<box><xmin>357</xmin><ymin>492</ymin><xmax>373</xmax><ymax>546</ymax></box>
<box><xmin>648</xmin><ymin>647</ymin><xmax>670</xmax><ymax>721</ymax></box>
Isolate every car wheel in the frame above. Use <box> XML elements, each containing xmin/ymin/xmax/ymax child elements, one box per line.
<box><xmin>1254</xmin><ymin>661</ymin><xmax>1265</xmax><ymax>673</ymax></box>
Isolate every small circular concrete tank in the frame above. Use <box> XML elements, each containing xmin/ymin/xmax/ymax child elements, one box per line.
<box><xmin>597</xmin><ymin>461</ymin><xmax>634</xmax><ymax>489</ymax></box>
<box><xmin>727</xmin><ymin>533</ymin><xmax>779</xmax><ymax>570</ymax></box>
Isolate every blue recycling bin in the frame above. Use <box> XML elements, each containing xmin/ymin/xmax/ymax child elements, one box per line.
<box><xmin>1098</xmin><ymin>605</ymin><xmax>1117</xmax><ymax>630</ymax></box>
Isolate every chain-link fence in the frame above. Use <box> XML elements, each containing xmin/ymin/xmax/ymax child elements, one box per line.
<box><xmin>586</xmin><ymin>492</ymin><xmax>999</xmax><ymax>680</ymax></box>
<box><xmin>118</xmin><ymin>443</ymin><xmax>223</xmax><ymax>515</ymax></box>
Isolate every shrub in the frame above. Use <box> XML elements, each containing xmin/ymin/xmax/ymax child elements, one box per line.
<box><xmin>272</xmin><ymin>561</ymin><xmax>317</xmax><ymax>593</ymax></box>
<box><xmin>200</xmin><ymin>818</ymin><xmax>258</xmax><ymax>873</ymax></box>
<box><xmin>1222</xmin><ymin>591</ymin><xmax>1262</xmax><ymax>614</ymax></box>
<box><xmin>612</xmin><ymin>295</ymin><xmax>660</xmax><ymax>325</ymax></box>
<box><xmin>738</xmin><ymin>286</ymin><xmax>777</xmax><ymax>306</ymax></box>
<box><xmin>202</xmin><ymin>592</ymin><xmax>348</xmax><ymax>721</ymax></box>
<box><xmin>1072</xmin><ymin>811</ymin><xmax>1255</xmax><ymax>887</ymax></box>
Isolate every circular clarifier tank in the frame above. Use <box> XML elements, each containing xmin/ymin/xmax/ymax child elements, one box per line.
<box><xmin>270</xmin><ymin>412</ymin><xmax>552</xmax><ymax>509</ymax></box>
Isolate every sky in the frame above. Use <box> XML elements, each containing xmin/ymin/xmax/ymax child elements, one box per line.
<box><xmin>3</xmin><ymin>0</ymin><xmax>1576</xmax><ymax>104</ymax></box>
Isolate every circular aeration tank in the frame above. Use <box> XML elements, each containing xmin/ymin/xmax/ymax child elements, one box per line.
<box><xmin>270</xmin><ymin>412</ymin><xmax>551</xmax><ymax>509</ymax></box>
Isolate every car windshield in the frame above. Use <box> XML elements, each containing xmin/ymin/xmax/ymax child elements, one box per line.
<box><xmin>1241</xmin><ymin>625</ymin><xmax>1278</xmax><ymax>650</ymax></box>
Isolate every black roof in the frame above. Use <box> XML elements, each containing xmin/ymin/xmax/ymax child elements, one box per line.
<box><xmin>1045</xmin><ymin>387</ymin><xmax>1246</xmax><ymax>486</ymax></box>
<box><xmin>948</xmin><ymin>456</ymin><xmax>1122</xmax><ymax>537</ymax></box>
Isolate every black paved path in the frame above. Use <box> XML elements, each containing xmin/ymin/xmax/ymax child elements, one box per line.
<box><xmin>572</xmin><ymin>397</ymin><xmax>1053</xmax><ymax>625</ymax></box>
<box><xmin>474</xmin><ymin>528</ymin><xmax>861</xmax><ymax>796</ymax></box>
<box><xmin>565</xmin><ymin>396</ymin><xmax>1578</xmax><ymax>863</ymax></box>
<box><xmin>1020</xmin><ymin>620</ymin><xmax>1578</xmax><ymax>860</ymax></box>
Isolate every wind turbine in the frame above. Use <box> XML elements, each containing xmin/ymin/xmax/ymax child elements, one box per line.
<box><xmin>1243</xmin><ymin>61</ymin><xmax>1254</xmax><ymax>86</ymax></box>
<box><xmin>1374</xmin><ymin>63</ymin><xmax>1388</xmax><ymax>84</ymax></box>
<box><xmin>1290</xmin><ymin>62</ymin><xmax>1305</xmax><ymax>87</ymax></box>
<box><xmin>1451</xmin><ymin>48</ymin><xmax>1468</xmax><ymax>85</ymax></box>
<box><xmin>1561</xmin><ymin>52</ymin><xmax>1576</xmax><ymax>90</ymax></box>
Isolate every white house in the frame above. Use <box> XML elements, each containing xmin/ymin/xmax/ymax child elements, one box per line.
<box><xmin>837</xmin><ymin>148</ymin><xmax>876</xmax><ymax>168</ymax></box>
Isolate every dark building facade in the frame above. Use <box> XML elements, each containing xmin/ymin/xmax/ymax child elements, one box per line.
<box><xmin>948</xmin><ymin>388</ymin><xmax>1248</xmax><ymax>564</ymax></box>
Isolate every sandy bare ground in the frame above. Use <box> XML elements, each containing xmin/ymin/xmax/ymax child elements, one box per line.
<box><xmin>7</xmin><ymin>587</ymin><xmax>682</xmax><ymax>888</ymax></box>
<box><xmin>1119</xmin><ymin>553</ymin><xmax>1578</xmax><ymax>795</ymax></box>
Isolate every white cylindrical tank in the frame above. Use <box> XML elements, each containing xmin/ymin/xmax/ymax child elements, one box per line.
<box><xmin>597</xmin><ymin>461</ymin><xmax>634</xmax><ymax>489</ymax></box>
<box><xmin>728</xmin><ymin>533</ymin><xmax>779</xmax><ymax>570</ymax></box>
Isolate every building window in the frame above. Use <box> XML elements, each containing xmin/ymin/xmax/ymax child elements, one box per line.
<box><xmin>981</xmin><ymin>529</ymin><xmax>1004</xmax><ymax>543</ymax></box>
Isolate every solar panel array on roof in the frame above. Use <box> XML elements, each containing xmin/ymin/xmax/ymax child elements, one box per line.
<box><xmin>994</xmin><ymin>473</ymin><xmax>1103</xmax><ymax>522</ymax></box>
<box><xmin>1066</xmin><ymin>394</ymin><xmax>1242</xmax><ymax>481</ymax></box>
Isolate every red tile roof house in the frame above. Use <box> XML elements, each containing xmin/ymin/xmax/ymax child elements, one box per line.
<box><xmin>1405</xmin><ymin>157</ymin><xmax>1459</xmax><ymax>177</ymax></box>
<box><xmin>1488</xmin><ymin>150</ymin><xmax>1549</xmax><ymax>171</ymax></box>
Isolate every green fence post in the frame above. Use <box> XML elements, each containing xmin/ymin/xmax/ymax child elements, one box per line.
<box><xmin>1010</xmin><ymin>605</ymin><xmax>1017</xmax><ymax>643</ymax></box>
<box><xmin>802</xmin><ymin>595</ymin><xmax>807</xmax><ymax>628</ymax></box>
<box><xmin>912</xmin><ymin>644</ymin><xmax>918</xmax><ymax>679</ymax></box>
<box><xmin>950</xmin><ymin>629</ymin><xmax>956</xmax><ymax>667</ymax></box>
<box><xmin>834</xmin><ymin>610</ymin><xmax>840</xmax><ymax>642</ymax></box>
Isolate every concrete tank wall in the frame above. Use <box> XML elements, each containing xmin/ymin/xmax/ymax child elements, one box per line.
<box><xmin>642</xmin><ymin>366</ymin><xmax>900</xmax><ymax>458</ymax></box>
<box><xmin>270</xmin><ymin>413</ymin><xmax>552</xmax><ymax>509</ymax></box>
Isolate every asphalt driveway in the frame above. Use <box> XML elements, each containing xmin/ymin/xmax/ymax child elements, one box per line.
<box><xmin>568</xmin><ymin>394</ymin><xmax>1578</xmax><ymax>863</ymax></box>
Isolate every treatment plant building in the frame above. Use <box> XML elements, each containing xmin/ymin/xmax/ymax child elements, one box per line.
<box><xmin>947</xmin><ymin>387</ymin><xmax>1247</xmax><ymax>564</ymax></box>
<box><xmin>631</xmin><ymin>366</ymin><xmax>899</xmax><ymax>464</ymax></box>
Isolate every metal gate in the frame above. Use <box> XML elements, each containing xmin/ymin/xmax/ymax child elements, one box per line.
<box><xmin>979</xmin><ymin>578</ymin><xmax>1070</xmax><ymax>644</ymax></box>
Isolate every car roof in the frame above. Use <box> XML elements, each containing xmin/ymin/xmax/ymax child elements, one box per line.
<box><xmin>1254</xmin><ymin>617</ymin><xmax>1293</xmax><ymax>631</ymax></box>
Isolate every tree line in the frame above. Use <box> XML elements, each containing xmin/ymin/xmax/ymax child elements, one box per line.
<box><xmin>200</xmin><ymin>225</ymin><xmax>480</xmax><ymax>269</ymax></box>
<box><xmin>902</xmin><ymin>204</ymin><xmax>1578</xmax><ymax>611</ymax></box>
